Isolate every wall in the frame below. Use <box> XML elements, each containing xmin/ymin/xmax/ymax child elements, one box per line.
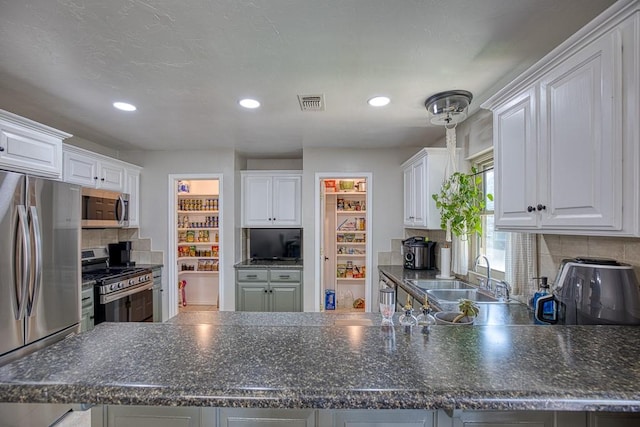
<box><xmin>122</xmin><ymin>148</ymin><xmax>237</xmax><ymax>312</ymax></box>
<box><xmin>301</xmin><ymin>146</ymin><xmax>421</xmax><ymax>311</ymax></box>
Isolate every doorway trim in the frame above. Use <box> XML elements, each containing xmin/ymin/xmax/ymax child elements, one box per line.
<box><xmin>167</xmin><ymin>173</ymin><xmax>224</xmax><ymax>320</ymax></box>
<box><xmin>314</xmin><ymin>172</ymin><xmax>373</xmax><ymax>312</ymax></box>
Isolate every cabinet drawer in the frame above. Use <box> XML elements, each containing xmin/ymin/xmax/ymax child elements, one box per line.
<box><xmin>269</xmin><ymin>270</ymin><xmax>301</xmax><ymax>282</ymax></box>
<box><xmin>237</xmin><ymin>269</ymin><xmax>268</xmax><ymax>282</ymax></box>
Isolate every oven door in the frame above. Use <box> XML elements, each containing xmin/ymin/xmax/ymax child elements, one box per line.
<box><xmin>95</xmin><ymin>281</ymin><xmax>153</xmax><ymax>324</ymax></box>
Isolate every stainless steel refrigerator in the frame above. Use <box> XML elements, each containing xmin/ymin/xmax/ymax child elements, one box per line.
<box><xmin>0</xmin><ymin>170</ymin><xmax>81</xmax><ymax>365</ymax></box>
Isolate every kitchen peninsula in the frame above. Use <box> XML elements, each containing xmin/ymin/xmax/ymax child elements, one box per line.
<box><xmin>0</xmin><ymin>312</ymin><xmax>639</xmax><ymax>426</ymax></box>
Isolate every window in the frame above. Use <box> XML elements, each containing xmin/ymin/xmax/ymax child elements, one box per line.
<box><xmin>473</xmin><ymin>155</ymin><xmax>507</xmax><ymax>277</ymax></box>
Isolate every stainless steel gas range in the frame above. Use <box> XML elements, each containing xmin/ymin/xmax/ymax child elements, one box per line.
<box><xmin>82</xmin><ymin>248</ymin><xmax>154</xmax><ymax>325</ymax></box>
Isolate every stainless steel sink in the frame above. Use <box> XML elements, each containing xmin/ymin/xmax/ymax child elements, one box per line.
<box><xmin>407</xmin><ymin>279</ymin><xmax>475</xmax><ymax>291</ymax></box>
<box><xmin>426</xmin><ymin>289</ymin><xmax>499</xmax><ymax>303</ymax></box>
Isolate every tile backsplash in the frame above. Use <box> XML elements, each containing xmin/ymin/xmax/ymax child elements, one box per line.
<box><xmin>81</xmin><ymin>228</ymin><xmax>164</xmax><ymax>265</ymax></box>
<box><xmin>538</xmin><ymin>234</ymin><xmax>640</xmax><ymax>284</ymax></box>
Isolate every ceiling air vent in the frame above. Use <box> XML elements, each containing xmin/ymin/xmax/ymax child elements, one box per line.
<box><xmin>298</xmin><ymin>94</ymin><xmax>325</xmax><ymax>111</ymax></box>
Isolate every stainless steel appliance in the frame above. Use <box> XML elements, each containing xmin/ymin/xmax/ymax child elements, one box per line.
<box><xmin>535</xmin><ymin>257</ymin><xmax>640</xmax><ymax>325</ymax></box>
<box><xmin>402</xmin><ymin>237</ymin><xmax>436</xmax><ymax>270</ymax></box>
<box><xmin>0</xmin><ymin>170</ymin><xmax>81</xmax><ymax>365</ymax></box>
<box><xmin>109</xmin><ymin>240</ymin><xmax>135</xmax><ymax>267</ymax></box>
<box><xmin>81</xmin><ymin>187</ymin><xmax>129</xmax><ymax>228</ymax></box>
<box><xmin>82</xmin><ymin>248</ymin><xmax>153</xmax><ymax>324</ymax></box>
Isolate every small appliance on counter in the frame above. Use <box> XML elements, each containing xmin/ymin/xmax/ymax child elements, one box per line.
<box><xmin>108</xmin><ymin>241</ymin><xmax>135</xmax><ymax>267</ymax></box>
<box><xmin>402</xmin><ymin>237</ymin><xmax>436</xmax><ymax>270</ymax></box>
<box><xmin>535</xmin><ymin>257</ymin><xmax>640</xmax><ymax>325</ymax></box>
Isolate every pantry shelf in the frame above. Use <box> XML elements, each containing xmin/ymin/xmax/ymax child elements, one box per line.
<box><xmin>178</xmin><ymin>271</ymin><xmax>219</xmax><ymax>275</ymax></box>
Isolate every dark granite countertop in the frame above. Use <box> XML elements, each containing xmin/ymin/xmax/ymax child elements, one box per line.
<box><xmin>0</xmin><ymin>315</ymin><xmax>639</xmax><ymax>412</ymax></box>
<box><xmin>379</xmin><ymin>265</ymin><xmax>534</xmax><ymax>325</ymax></box>
<box><xmin>234</xmin><ymin>259</ymin><xmax>303</xmax><ymax>269</ymax></box>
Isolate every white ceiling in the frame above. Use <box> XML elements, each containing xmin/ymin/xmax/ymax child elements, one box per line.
<box><xmin>0</xmin><ymin>0</ymin><xmax>616</xmax><ymax>157</ymax></box>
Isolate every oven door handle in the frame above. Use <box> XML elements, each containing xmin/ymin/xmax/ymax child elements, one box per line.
<box><xmin>100</xmin><ymin>281</ymin><xmax>153</xmax><ymax>304</ymax></box>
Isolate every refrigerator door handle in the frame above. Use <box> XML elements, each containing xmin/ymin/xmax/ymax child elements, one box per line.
<box><xmin>27</xmin><ymin>206</ymin><xmax>43</xmax><ymax>316</ymax></box>
<box><xmin>14</xmin><ymin>205</ymin><xmax>30</xmax><ymax>320</ymax></box>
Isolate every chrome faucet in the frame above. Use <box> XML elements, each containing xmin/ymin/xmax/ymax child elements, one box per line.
<box><xmin>495</xmin><ymin>280</ymin><xmax>511</xmax><ymax>301</ymax></box>
<box><xmin>473</xmin><ymin>255</ymin><xmax>491</xmax><ymax>290</ymax></box>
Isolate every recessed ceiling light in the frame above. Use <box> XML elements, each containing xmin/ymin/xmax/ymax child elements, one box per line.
<box><xmin>368</xmin><ymin>96</ymin><xmax>390</xmax><ymax>107</ymax></box>
<box><xmin>239</xmin><ymin>98</ymin><xmax>260</xmax><ymax>109</ymax></box>
<box><xmin>113</xmin><ymin>101</ymin><xmax>137</xmax><ymax>112</ymax></box>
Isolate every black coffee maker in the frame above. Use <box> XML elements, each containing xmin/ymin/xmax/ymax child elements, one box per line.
<box><xmin>108</xmin><ymin>241</ymin><xmax>135</xmax><ymax>267</ymax></box>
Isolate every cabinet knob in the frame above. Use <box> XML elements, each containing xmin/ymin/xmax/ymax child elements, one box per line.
<box><xmin>264</xmin><ymin>289</ymin><xmax>268</xmax><ymax>293</ymax></box>
<box><xmin>527</xmin><ymin>205</ymin><xmax>535</xmax><ymax>213</ymax></box>
<box><xmin>269</xmin><ymin>289</ymin><xmax>273</xmax><ymax>293</ymax></box>
<box><xmin>537</xmin><ymin>204</ymin><xmax>546</xmax><ymax>211</ymax></box>
<box><xmin>0</xmin><ymin>146</ymin><xmax>5</xmax><ymax>152</ymax></box>
<box><xmin>94</xmin><ymin>176</ymin><xmax>98</xmax><ymax>180</ymax></box>
<box><xmin>101</xmin><ymin>178</ymin><xmax>105</xmax><ymax>181</ymax></box>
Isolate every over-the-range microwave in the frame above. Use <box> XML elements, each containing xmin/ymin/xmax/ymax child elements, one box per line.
<box><xmin>81</xmin><ymin>187</ymin><xmax>129</xmax><ymax>228</ymax></box>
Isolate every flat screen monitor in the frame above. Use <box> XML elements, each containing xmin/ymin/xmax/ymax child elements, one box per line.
<box><xmin>249</xmin><ymin>228</ymin><xmax>302</xmax><ymax>260</ymax></box>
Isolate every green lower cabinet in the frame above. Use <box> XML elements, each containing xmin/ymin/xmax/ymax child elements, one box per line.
<box><xmin>94</xmin><ymin>405</ymin><xmax>215</xmax><ymax>427</ymax></box>
<box><xmin>318</xmin><ymin>409</ymin><xmax>439</xmax><ymax>426</ymax></box>
<box><xmin>236</xmin><ymin>269</ymin><xmax>302</xmax><ymax>312</ymax></box>
<box><xmin>237</xmin><ymin>282</ymin><xmax>270</xmax><ymax>311</ymax></box>
<box><xmin>220</xmin><ymin>408</ymin><xmax>315</xmax><ymax>427</ymax></box>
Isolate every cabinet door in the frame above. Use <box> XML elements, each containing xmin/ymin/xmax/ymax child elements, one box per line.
<box><xmin>539</xmin><ymin>29</ymin><xmax>622</xmax><ymax>230</ymax></box>
<box><xmin>105</xmin><ymin>405</ymin><xmax>201</xmax><ymax>427</ymax></box>
<box><xmin>588</xmin><ymin>412</ymin><xmax>640</xmax><ymax>427</ymax></box>
<box><xmin>0</xmin><ymin>121</ymin><xmax>63</xmax><ymax>178</ymax></box>
<box><xmin>270</xmin><ymin>283</ymin><xmax>301</xmax><ymax>312</ymax></box>
<box><xmin>403</xmin><ymin>164</ymin><xmax>415</xmax><ymax>226</ymax></box>
<box><xmin>452</xmin><ymin>410</ymin><xmax>555</xmax><ymax>427</ymax></box>
<box><xmin>493</xmin><ymin>87</ymin><xmax>539</xmax><ymax>229</ymax></box>
<box><xmin>272</xmin><ymin>175</ymin><xmax>302</xmax><ymax>226</ymax></box>
<box><xmin>410</xmin><ymin>159</ymin><xmax>426</xmax><ymax>226</ymax></box>
<box><xmin>219</xmin><ymin>408</ymin><xmax>315</xmax><ymax>427</ymax></box>
<box><xmin>125</xmin><ymin>168</ymin><xmax>141</xmax><ymax>227</ymax></box>
<box><xmin>237</xmin><ymin>283</ymin><xmax>269</xmax><ymax>311</ymax></box>
<box><xmin>243</xmin><ymin>175</ymin><xmax>273</xmax><ymax>226</ymax></box>
<box><xmin>63</xmin><ymin>150</ymin><xmax>99</xmax><ymax>187</ymax></box>
<box><xmin>99</xmin><ymin>160</ymin><xmax>126</xmax><ymax>191</ymax></box>
<box><xmin>325</xmin><ymin>409</ymin><xmax>436</xmax><ymax>427</ymax></box>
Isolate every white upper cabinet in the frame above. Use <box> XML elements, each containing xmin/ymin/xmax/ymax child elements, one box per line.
<box><xmin>242</xmin><ymin>171</ymin><xmax>302</xmax><ymax>227</ymax></box>
<box><xmin>482</xmin><ymin>1</ymin><xmax>638</xmax><ymax>236</ymax></box>
<box><xmin>0</xmin><ymin>110</ymin><xmax>71</xmax><ymax>179</ymax></box>
<box><xmin>402</xmin><ymin>148</ymin><xmax>459</xmax><ymax>229</ymax></box>
<box><xmin>125</xmin><ymin>166</ymin><xmax>141</xmax><ymax>228</ymax></box>
<box><xmin>63</xmin><ymin>145</ymin><xmax>126</xmax><ymax>191</ymax></box>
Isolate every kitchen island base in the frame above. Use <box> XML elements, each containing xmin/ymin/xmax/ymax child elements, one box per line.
<box><xmin>90</xmin><ymin>406</ymin><xmax>640</xmax><ymax>427</ymax></box>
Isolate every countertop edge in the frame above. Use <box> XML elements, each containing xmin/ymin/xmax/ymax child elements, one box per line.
<box><xmin>1</xmin><ymin>384</ymin><xmax>639</xmax><ymax>412</ymax></box>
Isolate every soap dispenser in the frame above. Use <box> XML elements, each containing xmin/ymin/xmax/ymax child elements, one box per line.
<box><xmin>531</xmin><ymin>277</ymin><xmax>553</xmax><ymax>324</ymax></box>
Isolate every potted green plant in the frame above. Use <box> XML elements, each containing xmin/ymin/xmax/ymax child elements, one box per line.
<box><xmin>432</xmin><ymin>167</ymin><xmax>492</xmax><ymax>241</ymax></box>
<box><xmin>434</xmin><ymin>299</ymin><xmax>480</xmax><ymax>325</ymax></box>
<box><xmin>432</xmin><ymin>167</ymin><xmax>492</xmax><ymax>278</ymax></box>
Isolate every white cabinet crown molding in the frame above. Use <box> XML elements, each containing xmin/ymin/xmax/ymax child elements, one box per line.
<box><xmin>481</xmin><ymin>0</ymin><xmax>638</xmax><ymax>110</ymax></box>
<box><xmin>0</xmin><ymin>109</ymin><xmax>72</xmax><ymax>140</ymax></box>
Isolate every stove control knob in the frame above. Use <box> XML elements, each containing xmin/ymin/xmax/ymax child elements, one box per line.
<box><xmin>145</xmin><ymin>275</ymin><xmax>150</xmax><ymax>281</ymax></box>
<box><xmin>129</xmin><ymin>279</ymin><xmax>135</xmax><ymax>286</ymax></box>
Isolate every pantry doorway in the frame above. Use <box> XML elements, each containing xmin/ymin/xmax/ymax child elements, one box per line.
<box><xmin>168</xmin><ymin>174</ymin><xmax>223</xmax><ymax>319</ymax></box>
<box><xmin>315</xmin><ymin>173</ymin><xmax>372</xmax><ymax>313</ymax></box>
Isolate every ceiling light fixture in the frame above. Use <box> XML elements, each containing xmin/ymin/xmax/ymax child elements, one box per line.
<box><xmin>113</xmin><ymin>101</ymin><xmax>137</xmax><ymax>112</ymax></box>
<box><xmin>368</xmin><ymin>96</ymin><xmax>390</xmax><ymax>107</ymax></box>
<box><xmin>424</xmin><ymin>90</ymin><xmax>472</xmax><ymax>127</ymax></box>
<box><xmin>239</xmin><ymin>98</ymin><xmax>260</xmax><ymax>109</ymax></box>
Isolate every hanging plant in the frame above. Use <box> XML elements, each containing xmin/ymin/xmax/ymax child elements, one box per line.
<box><xmin>432</xmin><ymin>167</ymin><xmax>493</xmax><ymax>242</ymax></box>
